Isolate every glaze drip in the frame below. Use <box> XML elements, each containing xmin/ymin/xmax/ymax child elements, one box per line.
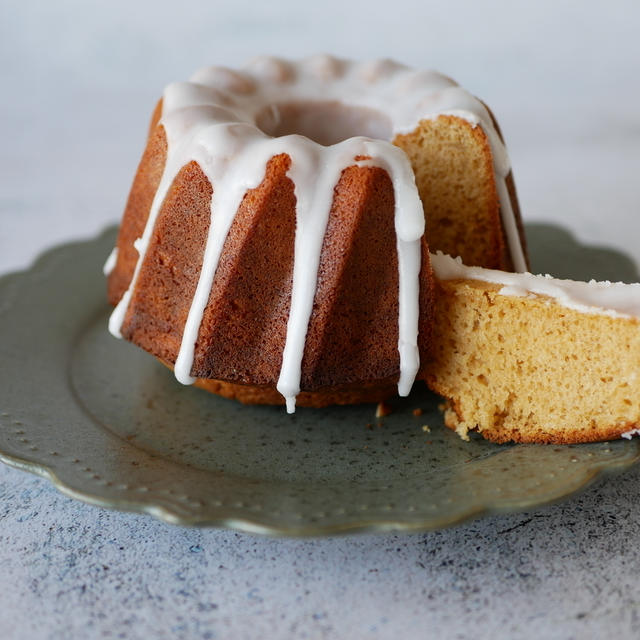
<box><xmin>102</xmin><ymin>247</ymin><xmax>118</xmax><ymax>276</ymax></box>
<box><xmin>108</xmin><ymin>56</ymin><xmax>525</xmax><ymax>410</ymax></box>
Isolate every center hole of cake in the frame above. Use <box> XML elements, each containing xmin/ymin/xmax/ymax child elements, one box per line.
<box><xmin>255</xmin><ymin>101</ymin><xmax>393</xmax><ymax>146</ymax></box>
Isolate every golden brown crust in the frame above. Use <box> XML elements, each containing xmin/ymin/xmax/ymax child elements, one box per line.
<box><xmin>107</xmin><ymin>105</ymin><xmax>167</xmax><ymax>306</ymax></box>
<box><xmin>153</xmin><ymin>359</ymin><xmax>397</xmax><ymax>406</ymax></box>
<box><xmin>111</xmin><ymin>132</ymin><xmax>434</xmax><ymax>392</ymax></box>
<box><xmin>108</xmin><ymin>100</ymin><xmax>521</xmax><ymax>409</ymax></box>
<box><xmin>192</xmin><ymin>375</ymin><xmax>398</xmax><ymax>407</ymax></box>
<box><xmin>107</xmin><ymin>104</ymin><xmax>436</xmax><ymax>403</ymax></box>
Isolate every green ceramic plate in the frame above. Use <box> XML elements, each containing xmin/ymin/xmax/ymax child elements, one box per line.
<box><xmin>1</xmin><ymin>227</ymin><xmax>639</xmax><ymax>536</ymax></box>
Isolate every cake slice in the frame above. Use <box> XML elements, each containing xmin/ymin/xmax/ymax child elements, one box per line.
<box><xmin>426</xmin><ymin>253</ymin><xmax>640</xmax><ymax>443</ymax></box>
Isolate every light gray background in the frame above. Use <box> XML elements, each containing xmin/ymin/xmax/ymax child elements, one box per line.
<box><xmin>2</xmin><ymin>1</ymin><xmax>640</xmax><ymax>638</ymax></box>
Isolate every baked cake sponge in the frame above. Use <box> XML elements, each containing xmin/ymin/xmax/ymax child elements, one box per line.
<box><xmin>426</xmin><ymin>253</ymin><xmax>640</xmax><ymax>444</ymax></box>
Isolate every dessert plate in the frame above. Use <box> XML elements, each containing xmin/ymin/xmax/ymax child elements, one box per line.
<box><xmin>1</xmin><ymin>227</ymin><xmax>639</xmax><ymax>536</ymax></box>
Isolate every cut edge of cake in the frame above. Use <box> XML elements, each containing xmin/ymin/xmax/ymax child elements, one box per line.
<box><xmin>426</xmin><ymin>253</ymin><xmax>640</xmax><ymax>444</ymax></box>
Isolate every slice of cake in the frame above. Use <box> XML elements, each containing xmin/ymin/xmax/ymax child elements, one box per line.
<box><xmin>427</xmin><ymin>253</ymin><xmax>640</xmax><ymax>443</ymax></box>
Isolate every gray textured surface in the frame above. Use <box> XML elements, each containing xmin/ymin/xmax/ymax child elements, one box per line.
<box><xmin>2</xmin><ymin>1</ymin><xmax>640</xmax><ymax>638</ymax></box>
<box><xmin>2</xmin><ymin>461</ymin><xmax>640</xmax><ymax>639</ymax></box>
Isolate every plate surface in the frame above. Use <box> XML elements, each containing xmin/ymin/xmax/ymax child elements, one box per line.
<box><xmin>1</xmin><ymin>227</ymin><xmax>639</xmax><ymax>535</ymax></box>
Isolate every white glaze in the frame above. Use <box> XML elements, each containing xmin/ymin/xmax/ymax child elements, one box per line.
<box><xmin>108</xmin><ymin>56</ymin><xmax>523</xmax><ymax>410</ymax></box>
<box><xmin>102</xmin><ymin>247</ymin><xmax>118</xmax><ymax>276</ymax></box>
<box><xmin>431</xmin><ymin>252</ymin><xmax>640</xmax><ymax>319</ymax></box>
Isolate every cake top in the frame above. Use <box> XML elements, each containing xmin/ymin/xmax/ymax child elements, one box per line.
<box><xmin>166</xmin><ymin>55</ymin><xmax>506</xmax><ymax>151</ymax></box>
<box><xmin>431</xmin><ymin>252</ymin><xmax>640</xmax><ymax>319</ymax></box>
<box><xmin>160</xmin><ymin>55</ymin><xmax>525</xmax><ymax>273</ymax></box>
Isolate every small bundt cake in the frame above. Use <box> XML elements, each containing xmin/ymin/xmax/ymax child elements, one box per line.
<box><xmin>105</xmin><ymin>55</ymin><xmax>527</xmax><ymax>411</ymax></box>
<box><xmin>427</xmin><ymin>253</ymin><xmax>640</xmax><ymax>444</ymax></box>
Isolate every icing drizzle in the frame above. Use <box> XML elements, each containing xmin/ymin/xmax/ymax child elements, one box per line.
<box><xmin>108</xmin><ymin>55</ymin><xmax>524</xmax><ymax>411</ymax></box>
<box><xmin>431</xmin><ymin>252</ymin><xmax>640</xmax><ymax>319</ymax></box>
<box><xmin>102</xmin><ymin>247</ymin><xmax>118</xmax><ymax>276</ymax></box>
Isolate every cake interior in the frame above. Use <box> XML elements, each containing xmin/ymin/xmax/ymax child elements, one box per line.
<box><xmin>427</xmin><ymin>277</ymin><xmax>640</xmax><ymax>444</ymax></box>
<box><xmin>395</xmin><ymin>116</ymin><xmax>510</xmax><ymax>270</ymax></box>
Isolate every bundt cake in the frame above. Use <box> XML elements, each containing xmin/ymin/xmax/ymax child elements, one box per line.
<box><xmin>426</xmin><ymin>253</ymin><xmax>640</xmax><ymax>444</ymax></box>
<box><xmin>105</xmin><ymin>55</ymin><xmax>527</xmax><ymax>412</ymax></box>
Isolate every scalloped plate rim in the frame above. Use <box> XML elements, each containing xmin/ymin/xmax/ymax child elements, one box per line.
<box><xmin>0</xmin><ymin>443</ymin><xmax>636</xmax><ymax>536</ymax></box>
